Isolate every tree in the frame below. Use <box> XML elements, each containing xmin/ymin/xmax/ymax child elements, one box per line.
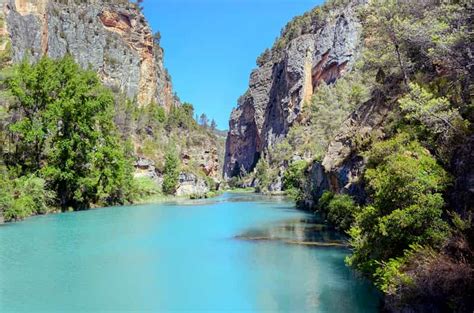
<box><xmin>5</xmin><ymin>56</ymin><xmax>133</xmax><ymax>209</ymax></box>
<box><xmin>135</xmin><ymin>0</ymin><xmax>144</xmax><ymax>11</ymax></box>
<box><xmin>254</xmin><ymin>157</ymin><xmax>270</xmax><ymax>193</ymax></box>
<box><xmin>326</xmin><ymin>193</ymin><xmax>359</xmax><ymax>231</ymax></box>
<box><xmin>398</xmin><ymin>82</ymin><xmax>469</xmax><ymax>162</ymax></box>
<box><xmin>153</xmin><ymin>31</ymin><xmax>161</xmax><ymax>45</ymax></box>
<box><xmin>362</xmin><ymin>0</ymin><xmax>412</xmax><ymax>84</ymax></box>
<box><xmin>166</xmin><ymin>103</ymin><xmax>196</xmax><ymax>130</ymax></box>
<box><xmin>1</xmin><ymin>174</ymin><xmax>54</xmax><ymax>221</ymax></box>
<box><xmin>162</xmin><ymin>150</ymin><xmax>180</xmax><ymax>195</ymax></box>
<box><xmin>347</xmin><ymin>133</ymin><xmax>450</xmax><ymax>275</ymax></box>
<box><xmin>282</xmin><ymin>160</ymin><xmax>307</xmax><ymax>201</ymax></box>
<box><xmin>210</xmin><ymin>119</ymin><xmax>217</xmax><ymax>131</ymax></box>
<box><xmin>199</xmin><ymin>113</ymin><xmax>208</xmax><ymax>128</ymax></box>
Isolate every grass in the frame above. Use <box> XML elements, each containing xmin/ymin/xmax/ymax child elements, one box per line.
<box><xmin>225</xmin><ymin>187</ymin><xmax>256</xmax><ymax>193</ymax></box>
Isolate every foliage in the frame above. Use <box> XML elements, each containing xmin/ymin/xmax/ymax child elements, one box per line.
<box><xmin>166</xmin><ymin>102</ymin><xmax>196</xmax><ymax>131</ymax></box>
<box><xmin>162</xmin><ymin>150</ymin><xmax>180</xmax><ymax>195</ymax></box>
<box><xmin>307</xmin><ymin>71</ymin><xmax>372</xmax><ymax>159</ymax></box>
<box><xmin>3</xmin><ymin>56</ymin><xmax>133</xmax><ymax>209</ymax></box>
<box><xmin>0</xmin><ymin>170</ymin><xmax>55</xmax><ymax>221</ymax></box>
<box><xmin>282</xmin><ymin>160</ymin><xmax>307</xmax><ymax>201</ymax></box>
<box><xmin>199</xmin><ymin>113</ymin><xmax>208</xmax><ymax>127</ymax></box>
<box><xmin>398</xmin><ymin>82</ymin><xmax>469</xmax><ymax>162</ymax></box>
<box><xmin>373</xmin><ymin>246</ymin><xmax>416</xmax><ymax>295</ymax></box>
<box><xmin>361</xmin><ymin>0</ymin><xmax>471</xmax><ymax>87</ymax></box>
<box><xmin>153</xmin><ymin>31</ymin><xmax>161</xmax><ymax>45</ymax></box>
<box><xmin>375</xmin><ymin>238</ymin><xmax>474</xmax><ymax>312</ymax></box>
<box><xmin>327</xmin><ymin>194</ymin><xmax>359</xmax><ymax>231</ymax></box>
<box><xmin>347</xmin><ymin>133</ymin><xmax>451</xmax><ymax>275</ymax></box>
<box><xmin>130</xmin><ymin>176</ymin><xmax>161</xmax><ymax>201</ymax></box>
<box><xmin>316</xmin><ymin>191</ymin><xmax>359</xmax><ymax>231</ymax></box>
<box><xmin>254</xmin><ymin>157</ymin><xmax>270</xmax><ymax>193</ymax></box>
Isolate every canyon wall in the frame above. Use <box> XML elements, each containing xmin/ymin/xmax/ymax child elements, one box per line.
<box><xmin>2</xmin><ymin>0</ymin><xmax>178</xmax><ymax>110</ymax></box>
<box><xmin>224</xmin><ymin>3</ymin><xmax>363</xmax><ymax>178</ymax></box>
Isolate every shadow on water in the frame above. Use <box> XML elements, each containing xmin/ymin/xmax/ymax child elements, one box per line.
<box><xmin>235</xmin><ymin>213</ymin><xmax>348</xmax><ymax>247</ymax></box>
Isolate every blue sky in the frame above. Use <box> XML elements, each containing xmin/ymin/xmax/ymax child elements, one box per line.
<box><xmin>143</xmin><ymin>0</ymin><xmax>323</xmax><ymax>130</ymax></box>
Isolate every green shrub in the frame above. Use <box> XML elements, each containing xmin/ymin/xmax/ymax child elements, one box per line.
<box><xmin>282</xmin><ymin>160</ymin><xmax>307</xmax><ymax>201</ymax></box>
<box><xmin>347</xmin><ymin>133</ymin><xmax>451</xmax><ymax>276</ymax></box>
<box><xmin>162</xmin><ymin>151</ymin><xmax>180</xmax><ymax>195</ymax></box>
<box><xmin>131</xmin><ymin>176</ymin><xmax>160</xmax><ymax>201</ymax></box>
<box><xmin>318</xmin><ymin>191</ymin><xmax>335</xmax><ymax>210</ymax></box>
<box><xmin>4</xmin><ymin>56</ymin><xmax>133</xmax><ymax>209</ymax></box>
<box><xmin>254</xmin><ymin>157</ymin><xmax>270</xmax><ymax>193</ymax></box>
<box><xmin>327</xmin><ymin>194</ymin><xmax>359</xmax><ymax>231</ymax></box>
<box><xmin>316</xmin><ymin>191</ymin><xmax>359</xmax><ymax>231</ymax></box>
<box><xmin>373</xmin><ymin>247</ymin><xmax>415</xmax><ymax>295</ymax></box>
<box><xmin>2</xmin><ymin>174</ymin><xmax>55</xmax><ymax>221</ymax></box>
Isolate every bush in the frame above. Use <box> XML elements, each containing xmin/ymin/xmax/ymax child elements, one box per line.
<box><xmin>327</xmin><ymin>194</ymin><xmax>359</xmax><ymax>231</ymax></box>
<box><xmin>282</xmin><ymin>160</ymin><xmax>307</xmax><ymax>201</ymax></box>
<box><xmin>1</xmin><ymin>174</ymin><xmax>55</xmax><ymax>221</ymax></box>
<box><xmin>130</xmin><ymin>176</ymin><xmax>160</xmax><ymax>201</ymax></box>
<box><xmin>316</xmin><ymin>191</ymin><xmax>359</xmax><ymax>231</ymax></box>
<box><xmin>162</xmin><ymin>151</ymin><xmax>180</xmax><ymax>195</ymax></box>
<box><xmin>317</xmin><ymin>191</ymin><xmax>334</xmax><ymax>210</ymax></box>
<box><xmin>347</xmin><ymin>133</ymin><xmax>451</xmax><ymax>275</ymax></box>
<box><xmin>254</xmin><ymin>157</ymin><xmax>270</xmax><ymax>193</ymax></box>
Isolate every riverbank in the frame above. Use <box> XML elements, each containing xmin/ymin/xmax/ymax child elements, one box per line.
<box><xmin>1</xmin><ymin>188</ymin><xmax>235</xmax><ymax>225</ymax></box>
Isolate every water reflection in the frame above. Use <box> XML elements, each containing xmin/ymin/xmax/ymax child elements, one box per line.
<box><xmin>236</xmin><ymin>215</ymin><xmax>347</xmax><ymax>247</ymax></box>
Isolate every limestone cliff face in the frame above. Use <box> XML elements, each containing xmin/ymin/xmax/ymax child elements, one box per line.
<box><xmin>2</xmin><ymin>0</ymin><xmax>177</xmax><ymax>110</ymax></box>
<box><xmin>224</xmin><ymin>3</ymin><xmax>362</xmax><ymax>178</ymax></box>
<box><xmin>307</xmin><ymin>81</ymin><xmax>400</xmax><ymax>204</ymax></box>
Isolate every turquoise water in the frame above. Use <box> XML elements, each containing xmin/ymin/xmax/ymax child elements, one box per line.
<box><xmin>0</xmin><ymin>193</ymin><xmax>380</xmax><ymax>312</ymax></box>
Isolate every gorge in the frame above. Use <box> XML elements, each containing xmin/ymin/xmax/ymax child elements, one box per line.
<box><xmin>0</xmin><ymin>0</ymin><xmax>473</xmax><ymax>312</ymax></box>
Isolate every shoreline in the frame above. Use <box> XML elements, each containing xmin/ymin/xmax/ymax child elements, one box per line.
<box><xmin>0</xmin><ymin>189</ymin><xmax>247</xmax><ymax>225</ymax></box>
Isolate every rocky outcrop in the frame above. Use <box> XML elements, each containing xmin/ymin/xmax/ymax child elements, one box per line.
<box><xmin>134</xmin><ymin>157</ymin><xmax>163</xmax><ymax>186</ymax></box>
<box><xmin>316</xmin><ymin>83</ymin><xmax>400</xmax><ymax>202</ymax></box>
<box><xmin>175</xmin><ymin>173</ymin><xmax>209</xmax><ymax>197</ymax></box>
<box><xmin>133</xmin><ymin>158</ymin><xmax>214</xmax><ymax>197</ymax></box>
<box><xmin>2</xmin><ymin>0</ymin><xmax>177</xmax><ymax>110</ymax></box>
<box><xmin>182</xmin><ymin>145</ymin><xmax>220</xmax><ymax>179</ymax></box>
<box><xmin>224</xmin><ymin>2</ymin><xmax>363</xmax><ymax>178</ymax></box>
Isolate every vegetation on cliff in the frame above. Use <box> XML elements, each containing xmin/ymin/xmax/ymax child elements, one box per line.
<box><xmin>232</xmin><ymin>0</ymin><xmax>473</xmax><ymax>311</ymax></box>
<box><xmin>0</xmin><ymin>54</ymin><xmax>221</xmax><ymax>221</ymax></box>
<box><xmin>317</xmin><ymin>1</ymin><xmax>472</xmax><ymax>311</ymax></box>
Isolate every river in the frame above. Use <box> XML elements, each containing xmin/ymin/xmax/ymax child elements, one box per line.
<box><xmin>0</xmin><ymin>193</ymin><xmax>380</xmax><ymax>312</ymax></box>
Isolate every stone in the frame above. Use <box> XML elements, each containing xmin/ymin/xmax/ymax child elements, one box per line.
<box><xmin>2</xmin><ymin>0</ymin><xmax>177</xmax><ymax>111</ymax></box>
<box><xmin>224</xmin><ymin>3</ymin><xmax>363</xmax><ymax>178</ymax></box>
<box><xmin>175</xmin><ymin>172</ymin><xmax>209</xmax><ymax>197</ymax></box>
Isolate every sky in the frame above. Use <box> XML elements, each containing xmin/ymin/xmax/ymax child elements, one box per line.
<box><xmin>143</xmin><ymin>0</ymin><xmax>324</xmax><ymax>130</ymax></box>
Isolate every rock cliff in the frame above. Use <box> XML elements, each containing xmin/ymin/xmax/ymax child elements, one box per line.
<box><xmin>224</xmin><ymin>2</ymin><xmax>363</xmax><ymax>178</ymax></box>
<box><xmin>2</xmin><ymin>0</ymin><xmax>178</xmax><ymax>110</ymax></box>
<box><xmin>1</xmin><ymin>0</ymin><xmax>224</xmax><ymax>197</ymax></box>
